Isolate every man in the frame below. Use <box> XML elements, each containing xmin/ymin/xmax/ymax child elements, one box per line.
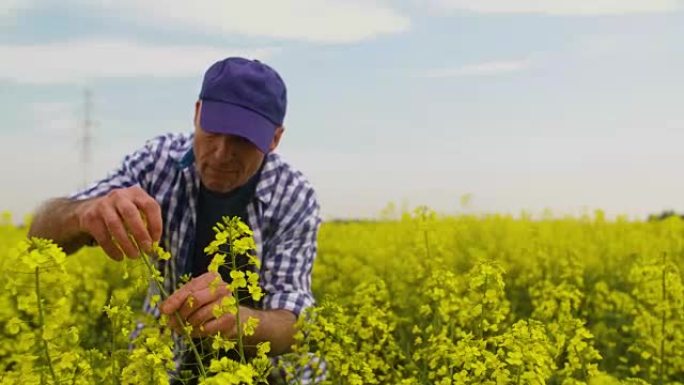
<box><xmin>28</xmin><ymin>57</ymin><xmax>321</xmax><ymax>383</ymax></box>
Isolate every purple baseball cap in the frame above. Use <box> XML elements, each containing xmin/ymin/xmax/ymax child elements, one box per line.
<box><xmin>199</xmin><ymin>57</ymin><xmax>287</xmax><ymax>154</ymax></box>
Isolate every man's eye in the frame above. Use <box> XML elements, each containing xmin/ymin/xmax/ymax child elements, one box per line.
<box><xmin>234</xmin><ymin>136</ymin><xmax>250</xmax><ymax>145</ymax></box>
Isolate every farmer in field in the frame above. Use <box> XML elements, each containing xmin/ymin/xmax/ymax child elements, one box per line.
<box><xmin>28</xmin><ymin>57</ymin><xmax>321</xmax><ymax>383</ymax></box>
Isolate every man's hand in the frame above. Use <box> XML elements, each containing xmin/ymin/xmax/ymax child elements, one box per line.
<box><xmin>76</xmin><ymin>185</ymin><xmax>162</xmax><ymax>261</ymax></box>
<box><xmin>161</xmin><ymin>272</ymin><xmax>297</xmax><ymax>355</ymax></box>
<box><xmin>160</xmin><ymin>272</ymin><xmax>254</xmax><ymax>338</ymax></box>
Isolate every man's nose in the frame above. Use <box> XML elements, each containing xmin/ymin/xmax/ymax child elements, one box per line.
<box><xmin>214</xmin><ymin>136</ymin><xmax>236</xmax><ymax>160</ymax></box>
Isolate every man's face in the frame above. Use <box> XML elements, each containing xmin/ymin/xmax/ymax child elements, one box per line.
<box><xmin>193</xmin><ymin>101</ymin><xmax>282</xmax><ymax>193</ymax></box>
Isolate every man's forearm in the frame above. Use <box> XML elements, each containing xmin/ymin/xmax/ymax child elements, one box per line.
<box><xmin>243</xmin><ymin>308</ymin><xmax>297</xmax><ymax>356</ymax></box>
<box><xmin>28</xmin><ymin>198</ymin><xmax>94</xmax><ymax>255</ymax></box>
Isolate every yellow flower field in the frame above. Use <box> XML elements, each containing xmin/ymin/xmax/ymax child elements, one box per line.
<box><xmin>1</xmin><ymin>209</ymin><xmax>683</xmax><ymax>384</ymax></box>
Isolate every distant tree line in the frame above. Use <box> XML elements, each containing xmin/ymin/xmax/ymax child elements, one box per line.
<box><xmin>648</xmin><ymin>210</ymin><xmax>684</xmax><ymax>221</ymax></box>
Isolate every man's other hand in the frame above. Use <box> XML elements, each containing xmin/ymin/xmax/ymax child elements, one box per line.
<box><xmin>77</xmin><ymin>185</ymin><xmax>162</xmax><ymax>261</ymax></box>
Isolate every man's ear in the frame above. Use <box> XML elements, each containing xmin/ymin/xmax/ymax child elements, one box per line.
<box><xmin>194</xmin><ymin>100</ymin><xmax>201</xmax><ymax>127</ymax></box>
<box><xmin>269</xmin><ymin>126</ymin><xmax>285</xmax><ymax>152</ymax></box>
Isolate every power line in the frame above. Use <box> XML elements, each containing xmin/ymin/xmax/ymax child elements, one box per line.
<box><xmin>80</xmin><ymin>88</ymin><xmax>94</xmax><ymax>189</ymax></box>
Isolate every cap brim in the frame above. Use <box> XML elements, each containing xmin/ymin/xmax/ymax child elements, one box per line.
<box><xmin>199</xmin><ymin>100</ymin><xmax>276</xmax><ymax>154</ymax></box>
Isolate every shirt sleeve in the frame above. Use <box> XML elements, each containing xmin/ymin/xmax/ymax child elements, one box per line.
<box><xmin>68</xmin><ymin>136</ymin><xmax>163</xmax><ymax>201</ymax></box>
<box><xmin>260</xmin><ymin>185</ymin><xmax>321</xmax><ymax>317</ymax></box>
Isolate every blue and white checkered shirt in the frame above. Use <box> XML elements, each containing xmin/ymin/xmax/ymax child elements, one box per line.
<box><xmin>69</xmin><ymin>132</ymin><xmax>321</xmax><ymax>382</ymax></box>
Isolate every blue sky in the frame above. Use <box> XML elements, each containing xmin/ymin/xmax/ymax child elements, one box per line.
<box><xmin>1</xmin><ymin>0</ymin><xmax>683</xmax><ymax>220</ymax></box>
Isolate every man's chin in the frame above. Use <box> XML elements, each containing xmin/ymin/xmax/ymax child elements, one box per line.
<box><xmin>202</xmin><ymin>179</ymin><xmax>236</xmax><ymax>193</ymax></box>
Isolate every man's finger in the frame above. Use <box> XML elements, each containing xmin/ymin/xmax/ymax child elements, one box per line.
<box><xmin>90</xmin><ymin>217</ymin><xmax>124</xmax><ymax>261</ymax></box>
<box><xmin>135</xmin><ymin>195</ymin><xmax>163</xmax><ymax>244</ymax></box>
<box><xmin>177</xmin><ymin>285</ymin><xmax>230</xmax><ymax>321</ymax></box>
<box><xmin>102</xmin><ymin>205</ymin><xmax>139</xmax><ymax>258</ymax></box>
<box><xmin>167</xmin><ymin>315</ymin><xmax>181</xmax><ymax>332</ymax></box>
<box><xmin>191</xmin><ymin>313</ymin><xmax>236</xmax><ymax>338</ymax></box>
<box><xmin>161</xmin><ymin>272</ymin><xmax>220</xmax><ymax>315</ymax></box>
<box><xmin>185</xmin><ymin>302</ymin><xmax>218</xmax><ymax>329</ymax></box>
<box><xmin>117</xmin><ymin>200</ymin><xmax>152</xmax><ymax>254</ymax></box>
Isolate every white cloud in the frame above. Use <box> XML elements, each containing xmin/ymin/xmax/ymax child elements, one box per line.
<box><xmin>0</xmin><ymin>0</ymin><xmax>30</xmax><ymax>17</ymax></box>
<box><xmin>0</xmin><ymin>39</ymin><xmax>277</xmax><ymax>84</ymax></box>
<box><xmin>419</xmin><ymin>58</ymin><xmax>533</xmax><ymax>78</ymax></box>
<box><xmin>0</xmin><ymin>0</ymin><xmax>32</xmax><ymax>26</ymax></box>
<box><xmin>429</xmin><ymin>0</ymin><xmax>681</xmax><ymax>15</ymax></box>
<box><xmin>79</xmin><ymin>0</ymin><xmax>409</xmax><ymax>43</ymax></box>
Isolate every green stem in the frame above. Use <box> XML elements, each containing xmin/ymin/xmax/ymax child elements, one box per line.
<box><xmin>111</xmin><ymin>320</ymin><xmax>116</xmax><ymax>385</ymax></box>
<box><xmin>35</xmin><ymin>266</ymin><xmax>59</xmax><ymax>385</ymax></box>
<box><xmin>659</xmin><ymin>254</ymin><xmax>667</xmax><ymax>385</ymax></box>
<box><xmin>231</xmin><ymin>247</ymin><xmax>246</xmax><ymax>364</ymax></box>
<box><xmin>139</xmin><ymin>252</ymin><xmax>208</xmax><ymax>380</ymax></box>
<box><xmin>70</xmin><ymin>366</ymin><xmax>79</xmax><ymax>385</ymax></box>
<box><xmin>423</xmin><ymin>229</ymin><xmax>431</xmax><ymax>260</ymax></box>
<box><xmin>573</xmin><ymin>344</ymin><xmax>588</xmax><ymax>380</ymax></box>
<box><xmin>479</xmin><ymin>271</ymin><xmax>488</xmax><ymax>339</ymax></box>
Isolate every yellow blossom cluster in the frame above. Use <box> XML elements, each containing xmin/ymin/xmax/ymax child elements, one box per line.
<box><xmin>1</xmin><ymin>209</ymin><xmax>683</xmax><ymax>384</ymax></box>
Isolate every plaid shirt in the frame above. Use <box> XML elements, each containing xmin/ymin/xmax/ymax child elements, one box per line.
<box><xmin>69</xmin><ymin>132</ymin><xmax>321</xmax><ymax>382</ymax></box>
